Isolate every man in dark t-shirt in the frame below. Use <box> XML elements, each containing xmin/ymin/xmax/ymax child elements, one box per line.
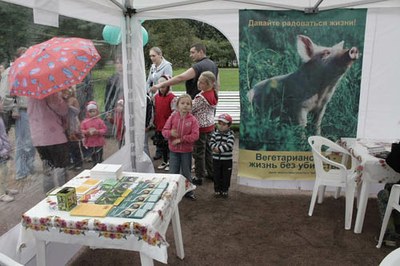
<box><xmin>185</xmin><ymin>44</ymin><xmax>219</xmax><ymax>99</ymax></box>
<box><xmin>150</xmin><ymin>43</ymin><xmax>219</xmax><ymax>98</ymax></box>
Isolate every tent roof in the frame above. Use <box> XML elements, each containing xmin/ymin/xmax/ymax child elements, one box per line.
<box><xmin>3</xmin><ymin>0</ymin><xmax>400</xmax><ymax>25</ymax></box>
<box><xmin>2</xmin><ymin>0</ymin><xmax>399</xmax><ymax>56</ymax></box>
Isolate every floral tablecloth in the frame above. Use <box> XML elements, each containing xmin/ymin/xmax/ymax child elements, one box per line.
<box><xmin>17</xmin><ymin>170</ymin><xmax>193</xmax><ymax>264</ymax></box>
<box><xmin>339</xmin><ymin>138</ymin><xmax>400</xmax><ymax>184</ymax></box>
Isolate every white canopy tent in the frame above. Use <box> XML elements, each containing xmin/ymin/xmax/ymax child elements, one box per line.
<box><xmin>1</xmin><ymin>0</ymin><xmax>400</xmax><ymax>263</ymax></box>
<box><xmin>2</xmin><ymin>0</ymin><xmax>399</xmax><ymax>174</ymax></box>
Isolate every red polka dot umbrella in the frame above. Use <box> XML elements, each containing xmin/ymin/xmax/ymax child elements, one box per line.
<box><xmin>9</xmin><ymin>37</ymin><xmax>101</xmax><ymax>99</ymax></box>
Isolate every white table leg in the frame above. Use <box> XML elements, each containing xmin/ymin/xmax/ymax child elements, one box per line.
<box><xmin>140</xmin><ymin>252</ymin><xmax>154</xmax><ymax>266</ymax></box>
<box><xmin>171</xmin><ymin>206</ymin><xmax>184</xmax><ymax>259</ymax></box>
<box><xmin>354</xmin><ymin>180</ymin><xmax>370</xmax><ymax>234</ymax></box>
<box><xmin>36</xmin><ymin>240</ymin><xmax>46</xmax><ymax>266</ymax></box>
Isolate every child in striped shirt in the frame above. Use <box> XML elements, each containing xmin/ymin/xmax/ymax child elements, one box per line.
<box><xmin>209</xmin><ymin>113</ymin><xmax>235</xmax><ymax>198</ymax></box>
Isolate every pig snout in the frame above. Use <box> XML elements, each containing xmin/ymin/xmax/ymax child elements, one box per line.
<box><xmin>348</xmin><ymin>47</ymin><xmax>359</xmax><ymax>60</ymax></box>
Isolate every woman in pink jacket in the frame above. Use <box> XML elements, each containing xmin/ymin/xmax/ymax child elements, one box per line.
<box><xmin>162</xmin><ymin>94</ymin><xmax>199</xmax><ymax>200</ymax></box>
<box><xmin>28</xmin><ymin>92</ymin><xmax>69</xmax><ymax>193</ymax></box>
<box><xmin>80</xmin><ymin>101</ymin><xmax>107</xmax><ymax>166</ymax></box>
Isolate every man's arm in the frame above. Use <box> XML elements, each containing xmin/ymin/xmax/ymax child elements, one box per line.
<box><xmin>150</xmin><ymin>68</ymin><xmax>196</xmax><ymax>93</ymax></box>
<box><xmin>215</xmin><ymin>72</ymin><xmax>221</xmax><ymax>93</ymax></box>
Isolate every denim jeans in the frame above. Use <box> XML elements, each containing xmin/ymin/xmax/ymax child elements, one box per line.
<box><xmin>169</xmin><ymin>151</ymin><xmax>194</xmax><ymax>196</ymax></box>
<box><xmin>15</xmin><ymin>110</ymin><xmax>35</xmax><ymax>179</ymax></box>
<box><xmin>0</xmin><ymin>160</ymin><xmax>9</xmax><ymax>195</ymax></box>
<box><xmin>169</xmin><ymin>151</ymin><xmax>192</xmax><ymax>182</ymax></box>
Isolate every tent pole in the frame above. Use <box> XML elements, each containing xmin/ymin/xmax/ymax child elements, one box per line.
<box><xmin>123</xmin><ymin>4</ymin><xmax>137</xmax><ymax>171</ymax></box>
<box><xmin>109</xmin><ymin>0</ymin><xmax>127</xmax><ymax>12</ymax></box>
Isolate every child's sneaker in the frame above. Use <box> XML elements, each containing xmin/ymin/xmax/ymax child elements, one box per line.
<box><xmin>214</xmin><ymin>191</ymin><xmax>221</xmax><ymax>198</ymax></box>
<box><xmin>184</xmin><ymin>193</ymin><xmax>197</xmax><ymax>201</ymax></box>
<box><xmin>192</xmin><ymin>177</ymin><xmax>203</xmax><ymax>186</ymax></box>
<box><xmin>221</xmin><ymin>192</ymin><xmax>229</xmax><ymax>199</ymax></box>
<box><xmin>6</xmin><ymin>188</ymin><xmax>19</xmax><ymax>195</ymax></box>
<box><xmin>164</xmin><ymin>166</ymin><xmax>169</xmax><ymax>171</ymax></box>
<box><xmin>157</xmin><ymin>162</ymin><xmax>169</xmax><ymax>170</ymax></box>
<box><xmin>0</xmin><ymin>194</ymin><xmax>14</xmax><ymax>202</ymax></box>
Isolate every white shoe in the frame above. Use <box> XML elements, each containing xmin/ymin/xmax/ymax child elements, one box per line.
<box><xmin>0</xmin><ymin>194</ymin><xmax>14</xmax><ymax>202</ymax></box>
<box><xmin>157</xmin><ymin>162</ymin><xmax>169</xmax><ymax>170</ymax></box>
<box><xmin>6</xmin><ymin>189</ymin><xmax>19</xmax><ymax>195</ymax></box>
<box><xmin>164</xmin><ymin>166</ymin><xmax>170</xmax><ymax>171</ymax></box>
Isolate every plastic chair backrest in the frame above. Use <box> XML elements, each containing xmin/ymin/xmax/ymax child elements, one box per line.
<box><xmin>308</xmin><ymin>136</ymin><xmax>350</xmax><ymax>180</ymax></box>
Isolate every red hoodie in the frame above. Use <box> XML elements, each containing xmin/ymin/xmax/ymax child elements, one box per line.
<box><xmin>162</xmin><ymin>111</ymin><xmax>199</xmax><ymax>153</ymax></box>
<box><xmin>154</xmin><ymin>91</ymin><xmax>175</xmax><ymax>131</ymax></box>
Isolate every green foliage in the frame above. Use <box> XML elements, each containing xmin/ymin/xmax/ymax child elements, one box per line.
<box><xmin>0</xmin><ymin>3</ymin><xmax>236</xmax><ymax>70</ymax></box>
<box><xmin>91</xmin><ymin>64</ymin><xmax>114</xmax><ymax>112</ymax></box>
<box><xmin>143</xmin><ymin>19</ymin><xmax>237</xmax><ymax>69</ymax></box>
<box><xmin>0</xmin><ymin>3</ymin><xmax>32</xmax><ymax>62</ymax></box>
<box><xmin>239</xmin><ymin>9</ymin><xmax>367</xmax><ymax>151</ymax></box>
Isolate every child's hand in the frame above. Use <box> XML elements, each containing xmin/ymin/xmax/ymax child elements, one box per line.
<box><xmin>171</xmin><ymin>129</ymin><xmax>178</xmax><ymax>137</ymax></box>
<box><xmin>105</xmin><ymin>113</ymin><xmax>113</xmax><ymax>122</ymax></box>
<box><xmin>89</xmin><ymin>128</ymin><xmax>97</xmax><ymax>135</ymax></box>
<box><xmin>172</xmin><ymin>138</ymin><xmax>181</xmax><ymax>145</ymax></box>
<box><xmin>213</xmin><ymin>147</ymin><xmax>219</xmax><ymax>153</ymax></box>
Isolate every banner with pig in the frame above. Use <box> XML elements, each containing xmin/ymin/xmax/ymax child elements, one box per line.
<box><xmin>238</xmin><ymin>9</ymin><xmax>367</xmax><ymax>180</ymax></box>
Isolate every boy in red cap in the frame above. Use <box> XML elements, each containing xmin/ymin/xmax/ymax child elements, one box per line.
<box><xmin>209</xmin><ymin>113</ymin><xmax>235</xmax><ymax>198</ymax></box>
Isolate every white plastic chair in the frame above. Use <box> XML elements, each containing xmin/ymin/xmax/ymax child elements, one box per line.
<box><xmin>379</xmin><ymin>247</ymin><xmax>400</xmax><ymax>265</ymax></box>
<box><xmin>376</xmin><ymin>184</ymin><xmax>400</xmax><ymax>248</ymax></box>
<box><xmin>308</xmin><ymin>136</ymin><xmax>357</xmax><ymax>230</ymax></box>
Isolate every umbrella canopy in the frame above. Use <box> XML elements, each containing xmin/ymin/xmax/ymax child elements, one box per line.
<box><xmin>9</xmin><ymin>37</ymin><xmax>100</xmax><ymax>99</ymax></box>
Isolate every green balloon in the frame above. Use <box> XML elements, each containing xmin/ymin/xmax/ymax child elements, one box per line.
<box><xmin>141</xmin><ymin>26</ymin><xmax>148</xmax><ymax>46</ymax></box>
<box><xmin>102</xmin><ymin>25</ymin><xmax>149</xmax><ymax>47</ymax></box>
<box><xmin>102</xmin><ymin>25</ymin><xmax>121</xmax><ymax>45</ymax></box>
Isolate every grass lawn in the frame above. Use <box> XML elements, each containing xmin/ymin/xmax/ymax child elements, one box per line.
<box><xmin>172</xmin><ymin>68</ymin><xmax>239</xmax><ymax>91</ymax></box>
<box><xmin>91</xmin><ymin>67</ymin><xmax>239</xmax><ymax>112</ymax></box>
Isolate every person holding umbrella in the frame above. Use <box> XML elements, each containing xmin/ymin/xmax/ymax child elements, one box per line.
<box><xmin>8</xmin><ymin>37</ymin><xmax>101</xmax><ymax>192</ymax></box>
<box><xmin>28</xmin><ymin>92</ymin><xmax>69</xmax><ymax>192</ymax></box>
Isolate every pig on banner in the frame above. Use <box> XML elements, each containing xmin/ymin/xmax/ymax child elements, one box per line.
<box><xmin>248</xmin><ymin>35</ymin><xmax>359</xmax><ymax>136</ymax></box>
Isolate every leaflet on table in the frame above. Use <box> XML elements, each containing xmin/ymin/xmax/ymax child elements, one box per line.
<box><xmin>70</xmin><ymin>203</ymin><xmax>114</xmax><ymax>217</ymax></box>
<box><xmin>357</xmin><ymin>139</ymin><xmax>393</xmax><ymax>154</ymax></box>
<box><xmin>75</xmin><ymin>176</ymin><xmax>137</xmax><ymax>203</ymax></box>
<box><xmin>67</xmin><ymin>176</ymin><xmax>168</xmax><ymax>219</ymax></box>
<box><xmin>95</xmin><ymin>176</ymin><xmax>139</xmax><ymax>204</ymax></box>
<box><xmin>106</xmin><ymin>180</ymin><xmax>169</xmax><ymax>219</ymax></box>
